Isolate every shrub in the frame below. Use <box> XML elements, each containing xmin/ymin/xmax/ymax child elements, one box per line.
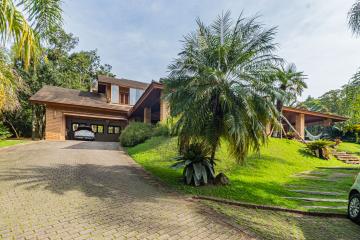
<box><xmin>152</xmin><ymin>123</ymin><xmax>169</xmax><ymax>137</ymax></box>
<box><xmin>0</xmin><ymin>122</ymin><xmax>11</xmax><ymax>140</ymax></box>
<box><xmin>306</xmin><ymin>140</ymin><xmax>334</xmax><ymax>160</ymax></box>
<box><xmin>120</xmin><ymin>122</ymin><xmax>153</xmax><ymax>147</ymax></box>
<box><xmin>171</xmin><ymin>142</ymin><xmax>215</xmax><ymax>186</ymax></box>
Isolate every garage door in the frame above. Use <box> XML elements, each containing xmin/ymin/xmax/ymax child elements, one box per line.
<box><xmin>65</xmin><ymin>116</ymin><xmax>124</xmax><ymax>142</ymax></box>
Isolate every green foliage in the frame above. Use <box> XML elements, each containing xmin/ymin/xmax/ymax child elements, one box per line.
<box><xmin>348</xmin><ymin>0</ymin><xmax>360</xmax><ymax>36</ymax></box>
<box><xmin>0</xmin><ymin>122</ymin><xmax>12</xmax><ymax>140</ymax></box>
<box><xmin>306</xmin><ymin>140</ymin><xmax>334</xmax><ymax>159</ymax></box>
<box><xmin>120</xmin><ymin>122</ymin><xmax>153</xmax><ymax>147</ymax></box>
<box><xmin>171</xmin><ymin>142</ymin><xmax>215</xmax><ymax>186</ymax></box>
<box><xmin>269</xmin><ymin>63</ymin><xmax>307</xmax><ymax>111</ymax></box>
<box><xmin>152</xmin><ymin>123</ymin><xmax>169</xmax><ymax>137</ymax></box>
<box><xmin>4</xmin><ymin>28</ymin><xmax>113</xmax><ymax>138</ymax></box>
<box><xmin>128</xmin><ymin>136</ymin><xmax>351</xmax><ymax>211</ymax></box>
<box><xmin>164</xmin><ymin>11</ymin><xmax>281</xmax><ymax>164</ymax></box>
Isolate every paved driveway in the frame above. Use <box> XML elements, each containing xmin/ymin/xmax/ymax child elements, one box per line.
<box><xmin>0</xmin><ymin>141</ymin><xmax>251</xmax><ymax>240</ymax></box>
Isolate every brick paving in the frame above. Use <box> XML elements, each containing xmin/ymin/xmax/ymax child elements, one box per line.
<box><xmin>0</xmin><ymin>141</ymin><xmax>252</xmax><ymax>240</ymax></box>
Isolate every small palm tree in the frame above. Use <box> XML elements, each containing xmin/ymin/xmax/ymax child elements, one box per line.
<box><xmin>0</xmin><ymin>0</ymin><xmax>63</xmax><ymax>68</ymax></box>
<box><xmin>270</xmin><ymin>63</ymin><xmax>307</xmax><ymax>113</ymax></box>
<box><xmin>164</xmin><ymin>11</ymin><xmax>282</xmax><ymax>165</ymax></box>
<box><xmin>348</xmin><ymin>0</ymin><xmax>360</xmax><ymax>35</ymax></box>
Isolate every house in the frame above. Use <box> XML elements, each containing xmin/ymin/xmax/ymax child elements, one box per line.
<box><xmin>30</xmin><ymin>75</ymin><xmax>347</xmax><ymax>142</ymax></box>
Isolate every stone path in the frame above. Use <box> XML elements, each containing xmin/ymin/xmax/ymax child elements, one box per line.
<box><xmin>0</xmin><ymin>141</ymin><xmax>251</xmax><ymax>240</ymax></box>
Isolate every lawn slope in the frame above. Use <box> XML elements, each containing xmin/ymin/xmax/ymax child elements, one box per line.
<box><xmin>127</xmin><ymin>136</ymin><xmax>356</xmax><ymax>212</ymax></box>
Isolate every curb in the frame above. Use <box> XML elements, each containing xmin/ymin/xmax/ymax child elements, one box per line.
<box><xmin>193</xmin><ymin>195</ymin><xmax>347</xmax><ymax>218</ymax></box>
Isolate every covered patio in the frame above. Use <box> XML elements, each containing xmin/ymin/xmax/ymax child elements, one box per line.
<box><xmin>281</xmin><ymin>106</ymin><xmax>348</xmax><ymax>139</ymax></box>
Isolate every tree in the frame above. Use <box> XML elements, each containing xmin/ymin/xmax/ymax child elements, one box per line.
<box><xmin>270</xmin><ymin>63</ymin><xmax>307</xmax><ymax>113</ymax></box>
<box><xmin>0</xmin><ymin>0</ymin><xmax>62</xmax><ymax>68</ymax></box>
<box><xmin>3</xmin><ymin>29</ymin><xmax>114</xmax><ymax>138</ymax></box>
<box><xmin>163</xmin><ymin>11</ymin><xmax>281</xmax><ymax>165</ymax></box>
<box><xmin>348</xmin><ymin>0</ymin><xmax>360</xmax><ymax>35</ymax></box>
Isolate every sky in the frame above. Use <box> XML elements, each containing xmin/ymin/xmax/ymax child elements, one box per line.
<box><xmin>62</xmin><ymin>0</ymin><xmax>360</xmax><ymax>99</ymax></box>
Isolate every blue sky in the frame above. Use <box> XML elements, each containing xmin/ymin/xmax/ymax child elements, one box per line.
<box><xmin>63</xmin><ymin>0</ymin><xmax>360</xmax><ymax>99</ymax></box>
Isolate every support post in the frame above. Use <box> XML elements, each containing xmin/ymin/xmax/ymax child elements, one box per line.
<box><xmin>295</xmin><ymin>113</ymin><xmax>305</xmax><ymax>139</ymax></box>
<box><xmin>160</xmin><ymin>91</ymin><xmax>170</xmax><ymax>122</ymax></box>
<box><xmin>31</xmin><ymin>105</ymin><xmax>36</xmax><ymax>140</ymax></box>
<box><xmin>144</xmin><ymin>107</ymin><xmax>151</xmax><ymax>124</ymax></box>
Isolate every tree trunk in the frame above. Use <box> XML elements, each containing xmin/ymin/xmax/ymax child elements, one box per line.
<box><xmin>31</xmin><ymin>105</ymin><xmax>36</xmax><ymax>140</ymax></box>
<box><xmin>4</xmin><ymin>118</ymin><xmax>19</xmax><ymax>138</ymax></box>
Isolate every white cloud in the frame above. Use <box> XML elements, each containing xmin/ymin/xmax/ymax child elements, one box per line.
<box><xmin>62</xmin><ymin>0</ymin><xmax>360</xmax><ymax>98</ymax></box>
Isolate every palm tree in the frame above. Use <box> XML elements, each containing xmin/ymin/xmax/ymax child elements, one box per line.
<box><xmin>0</xmin><ymin>0</ymin><xmax>63</xmax><ymax>68</ymax></box>
<box><xmin>348</xmin><ymin>0</ymin><xmax>360</xmax><ymax>35</ymax></box>
<box><xmin>270</xmin><ymin>63</ymin><xmax>307</xmax><ymax>113</ymax></box>
<box><xmin>163</xmin><ymin>11</ymin><xmax>282</xmax><ymax>165</ymax></box>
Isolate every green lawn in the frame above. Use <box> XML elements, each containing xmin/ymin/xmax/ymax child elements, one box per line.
<box><xmin>127</xmin><ymin>136</ymin><xmax>358</xmax><ymax>212</ymax></box>
<box><xmin>205</xmin><ymin>201</ymin><xmax>360</xmax><ymax>240</ymax></box>
<box><xmin>336</xmin><ymin>141</ymin><xmax>360</xmax><ymax>156</ymax></box>
<box><xmin>0</xmin><ymin>139</ymin><xmax>27</xmax><ymax>148</ymax></box>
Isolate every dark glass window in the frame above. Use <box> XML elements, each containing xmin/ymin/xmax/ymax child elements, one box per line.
<box><xmin>108</xmin><ymin>126</ymin><xmax>114</xmax><ymax>134</ymax></box>
<box><xmin>98</xmin><ymin>84</ymin><xmax>106</xmax><ymax>94</ymax></box>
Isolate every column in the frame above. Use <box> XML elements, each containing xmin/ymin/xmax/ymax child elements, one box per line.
<box><xmin>160</xmin><ymin>91</ymin><xmax>170</xmax><ymax>122</ymax></box>
<box><xmin>144</xmin><ymin>107</ymin><xmax>151</xmax><ymax>124</ymax></box>
<box><xmin>295</xmin><ymin>113</ymin><xmax>305</xmax><ymax>139</ymax></box>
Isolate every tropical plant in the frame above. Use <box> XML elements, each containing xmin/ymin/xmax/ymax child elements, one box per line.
<box><xmin>306</xmin><ymin>140</ymin><xmax>334</xmax><ymax>160</ymax></box>
<box><xmin>349</xmin><ymin>0</ymin><xmax>360</xmax><ymax>36</ymax></box>
<box><xmin>163</xmin><ymin>11</ymin><xmax>282</xmax><ymax>164</ymax></box>
<box><xmin>270</xmin><ymin>63</ymin><xmax>307</xmax><ymax>112</ymax></box>
<box><xmin>0</xmin><ymin>122</ymin><xmax>11</xmax><ymax>140</ymax></box>
<box><xmin>171</xmin><ymin>142</ymin><xmax>215</xmax><ymax>186</ymax></box>
<box><xmin>119</xmin><ymin>122</ymin><xmax>153</xmax><ymax>147</ymax></box>
<box><xmin>0</xmin><ymin>0</ymin><xmax>63</xmax><ymax>68</ymax></box>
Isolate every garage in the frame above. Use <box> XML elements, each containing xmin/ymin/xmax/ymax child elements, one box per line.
<box><xmin>65</xmin><ymin>116</ymin><xmax>127</xmax><ymax>142</ymax></box>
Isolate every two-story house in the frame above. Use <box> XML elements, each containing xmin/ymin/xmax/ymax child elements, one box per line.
<box><xmin>30</xmin><ymin>75</ymin><xmax>169</xmax><ymax>141</ymax></box>
<box><xmin>30</xmin><ymin>75</ymin><xmax>347</xmax><ymax>142</ymax></box>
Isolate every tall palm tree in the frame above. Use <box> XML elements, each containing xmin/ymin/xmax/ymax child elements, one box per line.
<box><xmin>348</xmin><ymin>0</ymin><xmax>360</xmax><ymax>35</ymax></box>
<box><xmin>0</xmin><ymin>0</ymin><xmax>63</xmax><ymax>68</ymax></box>
<box><xmin>163</xmin><ymin>11</ymin><xmax>282</xmax><ymax>164</ymax></box>
<box><xmin>270</xmin><ymin>63</ymin><xmax>307</xmax><ymax>113</ymax></box>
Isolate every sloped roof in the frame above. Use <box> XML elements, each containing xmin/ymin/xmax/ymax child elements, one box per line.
<box><xmin>98</xmin><ymin>75</ymin><xmax>149</xmax><ymax>90</ymax></box>
<box><xmin>29</xmin><ymin>85</ymin><xmax>131</xmax><ymax>112</ymax></box>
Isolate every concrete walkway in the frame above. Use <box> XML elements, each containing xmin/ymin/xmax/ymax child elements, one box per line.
<box><xmin>0</xmin><ymin>141</ymin><xmax>251</xmax><ymax>239</ymax></box>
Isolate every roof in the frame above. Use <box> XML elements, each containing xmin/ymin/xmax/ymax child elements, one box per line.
<box><xmin>98</xmin><ymin>75</ymin><xmax>149</xmax><ymax>90</ymax></box>
<box><xmin>29</xmin><ymin>85</ymin><xmax>132</xmax><ymax>112</ymax></box>
<box><xmin>282</xmin><ymin>106</ymin><xmax>348</xmax><ymax>122</ymax></box>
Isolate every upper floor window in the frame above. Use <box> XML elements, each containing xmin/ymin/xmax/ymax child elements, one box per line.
<box><xmin>98</xmin><ymin>84</ymin><xmax>106</xmax><ymax>94</ymax></box>
<box><xmin>129</xmin><ymin>88</ymin><xmax>144</xmax><ymax>105</ymax></box>
<box><xmin>111</xmin><ymin>84</ymin><xmax>119</xmax><ymax>104</ymax></box>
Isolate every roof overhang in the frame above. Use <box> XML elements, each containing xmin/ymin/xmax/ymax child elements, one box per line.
<box><xmin>282</xmin><ymin>106</ymin><xmax>348</xmax><ymax>124</ymax></box>
<box><xmin>128</xmin><ymin>81</ymin><xmax>164</xmax><ymax>118</ymax></box>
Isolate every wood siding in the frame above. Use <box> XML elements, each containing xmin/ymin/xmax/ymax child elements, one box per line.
<box><xmin>45</xmin><ymin>104</ymin><xmax>128</xmax><ymax>140</ymax></box>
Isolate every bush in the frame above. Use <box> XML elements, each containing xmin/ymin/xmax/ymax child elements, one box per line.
<box><xmin>171</xmin><ymin>142</ymin><xmax>215</xmax><ymax>186</ymax></box>
<box><xmin>306</xmin><ymin>140</ymin><xmax>334</xmax><ymax>160</ymax></box>
<box><xmin>0</xmin><ymin>122</ymin><xmax>11</xmax><ymax>140</ymax></box>
<box><xmin>152</xmin><ymin>123</ymin><xmax>169</xmax><ymax>137</ymax></box>
<box><xmin>120</xmin><ymin>122</ymin><xmax>153</xmax><ymax>147</ymax></box>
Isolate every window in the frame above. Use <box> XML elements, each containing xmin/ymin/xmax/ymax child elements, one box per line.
<box><xmin>129</xmin><ymin>88</ymin><xmax>144</xmax><ymax>105</ymax></box>
<box><xmin>72</xmin><ymin>123</ymin><xmax>79</xmax><ymax>131</ymax></box>
<box><xmin>91</xmin><ymin>124</ymin><xmax>97</xmax><ymax>133</ymax></box>
<box><xmin>108</xmin><ymin>126</ymin><xmax>121</xmax><ymax>134</ymax></box>
<box><xmin>98</xmin><ymin>84</ymin><xmax>106</xmax><ymax>94</ymax></box>
<box><xmin>97</xmin><ymin>125</ymin><xmax>104</xmax><ymax>133</ymax></box>
<box><xmin>111</xmin><ymin>84</ymin><xmax>119</xmax><ymax>103</ymax></box>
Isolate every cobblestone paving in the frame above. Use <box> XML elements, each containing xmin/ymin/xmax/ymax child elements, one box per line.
<box><xmin>0</xmin><ymin>141</ymin><xmax>252</xmax><ymax>240</ymax></box>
